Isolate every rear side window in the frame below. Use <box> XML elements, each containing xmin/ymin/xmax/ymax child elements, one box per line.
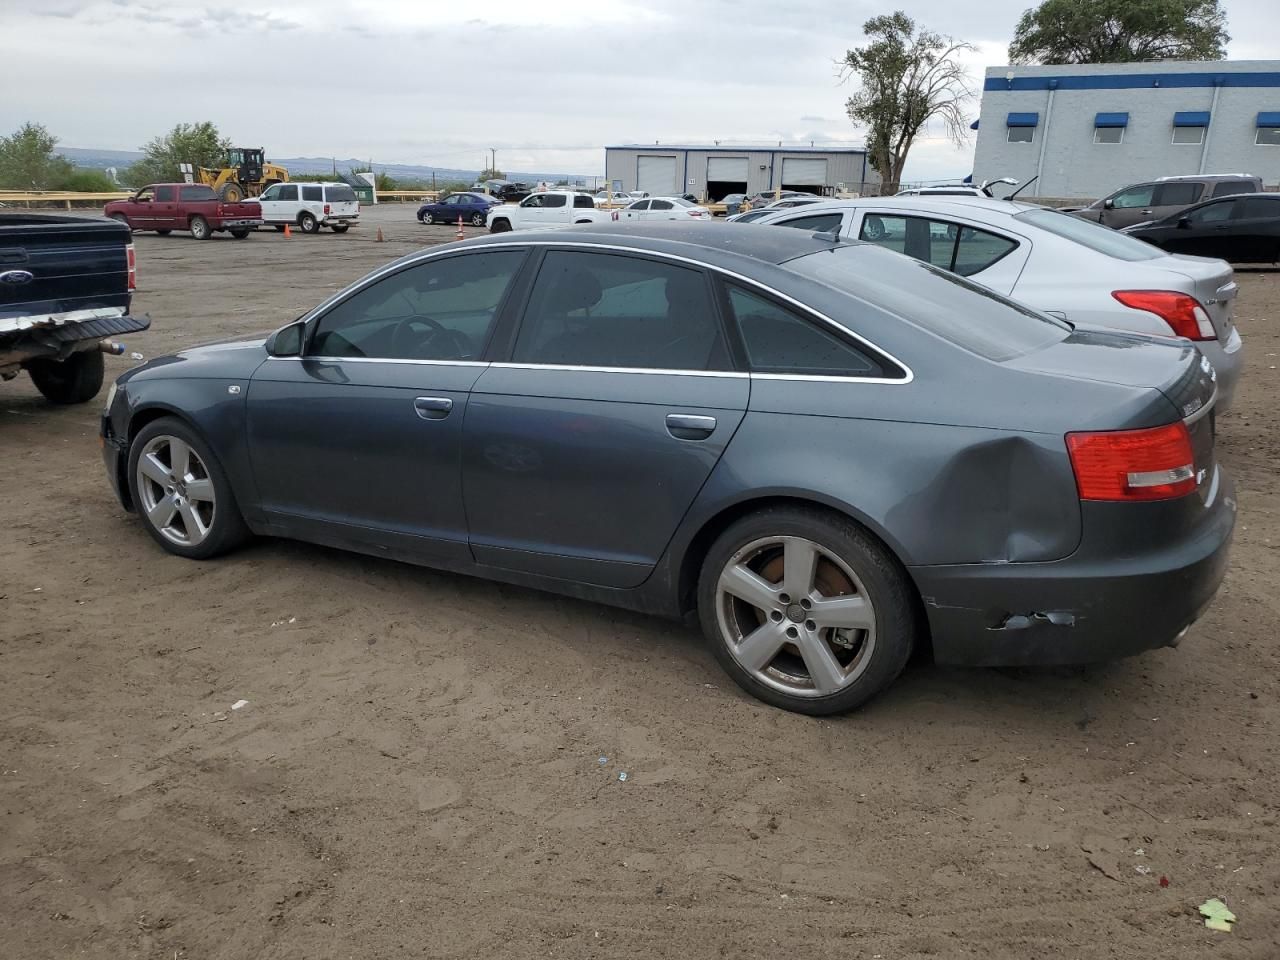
<box><xmin>179</xmin><ymin>185</ymin><xmax>216</xmax><ymax>201</ymax></box>
<box><xmin>155</xmin><ymin>186</ymin><xmax>176</xmax><ymax>202</ymax></box>
<box><xmin>1211</xmin><ymin>180</ymin><xmax>1255</xmax><ymax>198</ymax></box>
<box><xmin>573</xmin><ymin>195</ymin><xmax>595</xmax><ymax>208</ymax></box>
<box><xmin>1155</xmin><ymin>182</ymin><xmax>1201</xmax><ymax>207</ymax></box>
<box><xmin>859</xmin><ymin>215</ymin><xmax>1017</xmax><ymax>277</ymax></box>
<box><xmin>727</xmin><ymin>285</ymin><xmax>890</xmax><ymax>378</ymax></box>
<box><xmin>1236</xmin><ymin>197</ymin><xmax>1280</xmax><ymax>218</ymax></box>
<box><xmin>302</xmin><ymin>186</ymin><xmax>323</xmax><ymax>202</ymax></box>
<box><xmin>325</xmin><ymin>185</ymin><xmax>357</xmax><ymax>203</ymax></box>
<box><xmin>790</xmin><ymin>246</ymin><xmax>1070</xmax><ymax>362</ymax></box>
<box><xmin>513</xmin><ymin>250</ymin><xmax>730</xmax><ymax>371</ymax></box>
<box><xmin>1013</xmin><ymin>208</ymin><xmax>1162</xmax><ymax>261</ymax></box>
<box><xmin>651</xmin><ymin>200</ymin><xmax>673</xmax><ymax>210</ymax></box>
<box><xmin>778</xmin><ymin>212</ymin><xmax>844</xmax><ymax>233</ymax></box>
<box><xmin>542</xmin><ymin>194</ymin><xmax>567</xmax><ymax>208</ymax></box>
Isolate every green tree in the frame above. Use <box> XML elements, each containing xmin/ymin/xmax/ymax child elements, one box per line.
<box><xmin>477</xmin><ymin>167</ymin><xmax>505</xmax><ymax>181</ymax></box>
<box><xmin>840</xmin><ymin>13</ymin><xmax>974</xmax><ymax>193</ymax></box>
<box><xmin>124</xmin><ymin>121</ymin><xmax>228</xmax><ymax>185</ymax></box>
<box><xmin>53</xmin><ymin>168</ymin><xmax>118</xmax><ymax>192</ymax></box>
<box><xmin>0</xmin><ymin>122</ymin><xmax>74</xmax><ymax>189</ymax></box>
<box><xmin>1009</xmin><ymin>0</ymin><xmax>1228</xmax><ymax>64</ymax></box>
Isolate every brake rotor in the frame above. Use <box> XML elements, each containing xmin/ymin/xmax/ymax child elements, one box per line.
<box><xmin>757</xmin><ymin>551</ymin><xmax>856</xmax><ymax>655</ymax></box>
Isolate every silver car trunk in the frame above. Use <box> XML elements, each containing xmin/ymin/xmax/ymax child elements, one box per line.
<box><xmin>1162</xmin><ymin>255</ymin><xmax>1237</xmax><ymax>341</ymax></box>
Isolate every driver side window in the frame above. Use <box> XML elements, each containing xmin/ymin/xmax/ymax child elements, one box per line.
<box><xmin>309</xmin><ymin>251</ymin><xmax>525</xmax><ymax>361</ymax></box>
<box><xmin>1111</xmin><ymin>184</ymin><xmax>1155</xmax><ymax>208</ymax></box>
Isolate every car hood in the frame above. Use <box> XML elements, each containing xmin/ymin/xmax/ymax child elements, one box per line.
<box><xmin>119</xmin><ymin>336</ymin><xmax>269</xmax><ymax>384</ymax></box>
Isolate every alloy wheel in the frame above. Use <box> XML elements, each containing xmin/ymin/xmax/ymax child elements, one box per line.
<box><xmin>135</xmin><ymin>435</ymin><xmax>217</xmax><ymax>547</ymax></box>
<box><xmin>715</xmin><ymin>536</ymin><xmax>877</xmax><ymax>698</ymax></box>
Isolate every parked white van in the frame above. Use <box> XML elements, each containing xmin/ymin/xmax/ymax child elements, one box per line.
<box><xmin>254</xmin><ymin>182</ymin><xmax>360</xmax><ymax>233</ymax></box>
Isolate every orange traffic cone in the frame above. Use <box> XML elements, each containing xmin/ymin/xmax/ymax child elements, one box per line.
<box><xmin>456</xmin><ymin>214</ymin><xmax>465</xmax><ymax>241</ymax></box>
<box><xmin>283</xmin><ymin>223</ymin><xmax>291</xmax><ymax>238</ymax></box>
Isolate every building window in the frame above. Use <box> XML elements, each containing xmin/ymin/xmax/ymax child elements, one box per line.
<box><xmin>1094</xmin><ymin>127</ymin><xmax>1123</xmax><ymax>144</ymax></box>
<box><xmin>1172</xmin><ymin>126</ymin><xmax>1205</xmax><ymax>145</ymax></box>
<box><xmin>1007</xmin><ymin>127</ymin><xmax>1034</xmax><ymax>143</ymax></box>
<box><xmin>1258</xmin><ymin>127</ymin><xmax>1280</xmax><ymax>146</ymax></box>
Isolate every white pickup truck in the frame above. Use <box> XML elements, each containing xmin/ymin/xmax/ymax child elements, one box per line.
<box><xmin>486</xmin><ymin>191</ymin><xmax>614</xmax><ymax>233</ymax></box>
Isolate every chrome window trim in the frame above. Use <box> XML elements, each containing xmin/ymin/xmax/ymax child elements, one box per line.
<box><xmin>266</xmin><ymin>356</ymin><xmax>490</xmax><ymax>367</ymax></box>
<box><xmin>489</xmin><ymin>362</ymin><xmax>748</xmax><ymax>379</ymax></box>
<box><xmin>298</xmin><ymin>238</ymin><xmax>915</xmax><ymax>385</ymax></box>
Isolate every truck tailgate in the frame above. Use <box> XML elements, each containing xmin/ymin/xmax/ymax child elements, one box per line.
<box><xmin>0</xmin><ymin>214</ymin><xmax>132</xmax><ymax>318</ymax></box>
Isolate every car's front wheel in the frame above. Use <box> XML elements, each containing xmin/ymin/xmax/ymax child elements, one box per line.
<box><xmin>698</xmin><ymin>506</ymin><xmax>916</xmax><ymax>715</ymax></box>
<box><xmin>331</xmin><ymin>223</ymin><xmax>350</xmax><ymax>233</ymax></box>
<box><xmin>422</xmin><ymin>210</ymin><xmax>435</xmax><ymax>225</ymax></box>
<box><xmin>489</xmin><ymin>218</ymin><xmax>511</xmax><ymax>233</ymax></box>
<box><xmin>127</xmin><ymin>417</ymin><xmax>250</xmax><ymax>560</ymax></box>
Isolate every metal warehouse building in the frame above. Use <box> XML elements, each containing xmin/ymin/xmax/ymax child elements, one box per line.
<box><xmin>604</xmin><ymin>145</ymin><xmax>874</xmax><ymax>201</ymax></box>
<box><xmin>972</xmin><ymin>60</ymin><xmax>1280</xmax><ymax>200</ymax></box>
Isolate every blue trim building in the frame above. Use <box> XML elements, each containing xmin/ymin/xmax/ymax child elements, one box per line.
<box><xmin>972</xmin><ymin>61</ymin><xmax>1280</xmax><ymax>199</ymax></box>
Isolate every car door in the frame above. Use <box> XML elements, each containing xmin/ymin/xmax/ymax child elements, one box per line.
<box><xmin>461</xmin><ymin>248</ymin><xmax>748</xmax><ymax>588</ymax></box>
<box><xmin>301</xmin><ymin>184</ymin><xmax>325</xmax><ymax>220</ymax></box>
<box><xmin>1232</xmin><ymin>196</ymin><xmax>1280</xmax><ymax>263</ymax></box>
<box><xmin>1101</xmin><ymin>182</ymin><xmax>1158</xmax><ymax>229</ymax></box>
<box><xmin>850</xmin><ymin>209</ymin><xmax>1026</xmax><ymax>296</ymax></box>
<box><xmin>1148</xmin><ymin>181</ymin><xmax>1204</xmax><ymax>226</ymax></box>
<box><xmin>274</xmin><ymin>183</ymin><xmax>300</xmax><ymax>222</ymax></box>
<box><xmin>257</xmin><ymin>183</ymin><xmax>282</xmax><ymax>222</ymax></box>
<box><xmin>618</xmin><ymin>199</ymin><xmax>649</xmax><ymax>221</ymax></box>
<box><xmin>1160</xmin><ymin>199</ymin><xmax>1235</xmax><ymax>258</ymax></box>
<box><xmin>152</xmin><ymin>185</ymin><xmax>180</xmax><ymax>230</ymax></box>
<box><xmin>246</xmin><ymin>247</ymin><xmax>529</xmax><ymax>562</ymax></box>
<box><xmin>649</xmin><ymin>199</ymin><xmax>675</xmax><ymax>219</ymax></box>
<box><xmin>127</xmin><ymin>185</ymin><xmax>156</xmax><ymax>229</ymax></box>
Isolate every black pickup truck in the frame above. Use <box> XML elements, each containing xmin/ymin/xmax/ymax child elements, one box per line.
<box><xmin>0</xmin><ymin>213</ymin><xmax>148</xmax><ymax>404</ymax></box>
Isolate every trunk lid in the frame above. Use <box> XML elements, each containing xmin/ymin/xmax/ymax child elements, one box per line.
<box><xmin>1160</xmin><ymin>254</ymin><xmax>1237</xmax><ymax>342</ymax></box>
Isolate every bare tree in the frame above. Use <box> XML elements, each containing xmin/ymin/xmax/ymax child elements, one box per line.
<box><xmin>840</xmin><ymin>12</ymin><xmax>974</xmax><ymax>194</ymax></box>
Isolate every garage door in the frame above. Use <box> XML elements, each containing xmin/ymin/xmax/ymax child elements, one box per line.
<box><xmin>781</xmin><ymin>158</ymin><xmax>828</xmax><ymax>185</ymax></box>
<box><xmin>707</xmin><ymin>157</ymin><xmax>749</xmax><ymax>181</ymax></box>
<box><xmin>637</xmin><ymin>155</ymin><xmax>677</xmax><ymax>195</ymax></box>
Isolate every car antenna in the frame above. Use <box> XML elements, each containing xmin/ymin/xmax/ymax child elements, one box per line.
<box><xmin>1006</xmin><ymin>175</ymin><xmax>1038</xmax><ymax>201</ymax></box>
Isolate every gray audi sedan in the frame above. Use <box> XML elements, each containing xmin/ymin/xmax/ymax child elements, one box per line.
<box><xmin>101</xmin><ymin>224</ymin><xmax>1236</xmax><ymax>714</ymax></box>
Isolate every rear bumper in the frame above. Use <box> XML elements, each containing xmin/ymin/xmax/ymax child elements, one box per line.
<box><xmin>912</xmin><ymin>469</ymin><xmax>1236</xmax><ymax>666</ymax></box>
<box><xmin>218</xmin><ymin>219</ymin><xmax>263</xmax><ymax>229</ymax></box>
<box><xmin>323</xmin><ymin>215</ymin><xmax>359</xmax><ymax>224</ymax></box>
<box><xmin>1199</xmin><ymin>331</ymin><xmax>1242</xmax><ymax>412</ymax></box>
<box><xmin>101</xmin><ymin>412</ymin><xmax>131</xmax><ymax>510</ymax></box>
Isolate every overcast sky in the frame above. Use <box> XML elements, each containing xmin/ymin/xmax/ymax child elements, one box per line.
<box><xmin>1</xmin><ymin>0</ymin><xmax>1273</xmax><ymax>181</ymax></box>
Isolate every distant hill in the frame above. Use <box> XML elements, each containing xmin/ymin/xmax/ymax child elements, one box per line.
<box><xmin>59</xmin><ymin>147</ymin><xmax>593</xmax><ymax>186</ymax></box>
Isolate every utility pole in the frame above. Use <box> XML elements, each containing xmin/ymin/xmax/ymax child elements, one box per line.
<box><xmin>490</xmin><ymin>147</ymin><xmax>496</xmax><ymax>178</ymax></box>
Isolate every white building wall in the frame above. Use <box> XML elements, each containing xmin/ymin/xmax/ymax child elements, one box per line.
<box><xmin>972</xmin><ymin>60</ymin><xmax>1280</xmax><ymax>199</ymax></box>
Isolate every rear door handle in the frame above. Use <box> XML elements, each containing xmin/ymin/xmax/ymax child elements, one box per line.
<box><xmin>666</xmin><ymin>413</ymin><xmax>716</xmax><ymax>440</ymax></box>
<box><xmin>413</xmin><ymin>396</ymin><xmax>453</xmax><ymax>420</ymax></box>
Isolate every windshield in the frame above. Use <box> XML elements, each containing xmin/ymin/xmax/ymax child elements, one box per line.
<box><xmin>790</xmin><ymin>245</ymin><xmax>1070</xmax><ymax>362</ymax></box>
<box><xmin>1013</xmin><ymin>207</ymin><xmax>1162</xmax><ymax>261</ymax></box>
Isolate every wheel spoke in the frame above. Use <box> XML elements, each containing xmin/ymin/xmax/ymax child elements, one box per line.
<box><xmin>797</xmin><ymin>633</ymin><xmax>846</xmax><ymax>694</ymax></box>
<box><xmin>177</xmin><ymin>500</ymin><xmax>208</xmax><ymax>541</ymax></box>
<box><xmin>139</xmin><ymin>452</ymin><xmax>170</xmax><ymax>486</ymax></box>
<box><xmin>185</xmin><ymin>478</ymin><xmax>215</xmax><ymax>502</ymax></box>
<box><xmin>167</xmin><ymin>438</ymin><xmax>191</xmax><ymax>479</ymax></box>
<box><xmin>809</xmin><ymin>594</ymin><xmax>874</xmax><ymax>631</ymax></box>
<box><xmin>719</xmin><ymin>562</ymin><xmax>778</xmax><ymax>613</ymax></box>
<box><xmin>782</xmin><ymin>537</ymin><xmax>819</xmax><ymax>599</ymax></box>
<box><xmin>147</xmin><ymin>494</ymin><xmax>178</xmax><ymax>529</ymax></box>
<box><xmin>734</xmin><ymin>620</ymin><xmax>789</xmax><ymax>672</ymax></box>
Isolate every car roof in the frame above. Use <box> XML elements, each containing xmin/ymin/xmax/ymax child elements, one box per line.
<box><xmin>1153</xmin><ymin>173</ymin><xmax>1260</xmax><ymax>182</ymax></box>
<box><xmin>755</xmin><ymin>195</ymin><xmax>1034</xmax><ymax>218</ymax></box>
<box><xmin>461</xmin><ymin>221</ymin><xmax>850</xmax><ymax>266</ymax></box>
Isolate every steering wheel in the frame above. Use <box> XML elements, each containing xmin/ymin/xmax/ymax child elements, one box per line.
<box><xmin>390</xmin><ymin>316</ymin><xmax>472</xmax><ymax>360</ymax></box>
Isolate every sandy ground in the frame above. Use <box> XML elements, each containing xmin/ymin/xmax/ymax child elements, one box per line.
<box><xmin>2</xmin><ymin>205</ymin><xmax>1278</xmax><ymax>959</ymax></box>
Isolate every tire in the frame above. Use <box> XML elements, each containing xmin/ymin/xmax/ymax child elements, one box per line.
<box><xmin>26</xmin><ymin>350</ymin><xmax>105</xmax><ymax>405</ymax></box>
<box><xmin>489</xmin><ymin>218</ymin><xmax>511</xmax><ymax>233</ymax></box>
<box><xmin>470</xmin><ymin>211</ymin><xmax>485</xmax><ymax>226</ymax></box>
<box><xmin>126</xmin><ymin>416</ymin><xmax>251</xmax><ymax>560</ymax></box>
<box><xmin>422</xmin><ymin>210</ymin><xmax>435</xmax><ymax>225</ymax></box>
<box><xmin>156</xmin><ymin>229</ymin><xmax>172</xmax><ymax>236</ymax></box>
<box><xmin>219</xmin><ymin>182</ymin><xmax>244</xmax><ymax>203</ymax></box>
<box><xmin>229</xmin><ymin>228</ymin><xmax>251</xmax><ymax>239</ymax></box>
<box><xmin>189</xmin><ymin>215</ymin><xmax>211</xmax><ymax>240</ymax></box>
<box><xmin>696</xmin><ymin>506</ymin><xmax>917</xmax><ymax>715</ymax></box>
<box><xmin>331</xmin><ymin>223</ymin><xmax>350</xmax><ymax>233</ymax></box>
<box><xmin>298</xmin><ymin>212</ymin><xmax>319</xmax><ymax>234</ymax></box>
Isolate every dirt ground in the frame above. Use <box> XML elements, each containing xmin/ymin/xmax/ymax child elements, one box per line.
<box><xmin>2</xmin><ymin>205</ymin><xmax>1278</xmax><ymax>959</ymax></box>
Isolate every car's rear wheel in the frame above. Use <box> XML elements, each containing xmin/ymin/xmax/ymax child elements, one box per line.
<box><xmin>422</xmin><ymin>210</ymin><xmax>435</xmax><ymax>225</ymax></box>
<box><xmin>127</xmin><ymin>417</ymin><xmax>250</xmax><ymax>560</ymax></box>
<box><xmin>489</xmin><ymin>218</ymin><xmax>511</xmax><ymax>233</ymax></box>
<box><xmin>26</xmin><ymin>350</ymin><xmax>104</xmax><ymax>405</ymax></box>
<box><xmin>331</xmin><ymin>223</ymin><xmax>350</xmax><ymax>233</ymax></box>
<box><xmin>189</xmin><ymin>216</ymin><xmax>211</xmax><ymax>240</ymax></box>
<box><xmin>298</xmin><ymin>211</ymin><xmax>319</xmax><ymax>234</ymax></box>
<box><xmin>698</xmin><ymin>506</ymin><xmax>916</xmax><ymax>715</ymax></box>
<box><xmin>470</xmin><ymin>211</ymin><xmax>485</xmax><ymax>226</ymax></box>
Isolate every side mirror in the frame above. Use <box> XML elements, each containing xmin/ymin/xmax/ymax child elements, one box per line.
<box><xmin>1103</xmin><ymin>198</ymin><xmax>1115</xmax><ymax>209</ymax></box>
<box><xmin>1176</xmin><ymin>216</ymin><xmax>1192</xmax><ymax>230</ymax></box>
<box><xmin>265</xmin><ymin>320</ymin><xmax>305</xmax><ymax>357</ymax></box>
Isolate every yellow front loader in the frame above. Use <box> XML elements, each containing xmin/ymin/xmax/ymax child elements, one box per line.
<box><xmin>196</xmin><ymin>148</ymin><xmax>289</xmax><ymax>202</ymax></box>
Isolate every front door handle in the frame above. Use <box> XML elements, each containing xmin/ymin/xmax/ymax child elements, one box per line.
<box><xmin>413</xmin><ymin>396</ymin><xmax>453</xmax><ymax>420</ymax></box>
<box><xmin>666</xmin><ymin>413</ymin><xmax>716</xmax><ymax>440</ymax></box>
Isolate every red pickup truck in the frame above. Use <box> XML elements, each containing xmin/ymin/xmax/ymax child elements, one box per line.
<box><xmin>104</xmin><ymin>183</ymin><xmax>262</xmax><ymax>240</ymax></box>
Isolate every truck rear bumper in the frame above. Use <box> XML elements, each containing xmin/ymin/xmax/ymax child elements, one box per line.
<box><xmin>219</xmin><ymin>219</ymin><xmax>263</xmax><ymax>229</ymax></box>
<box><xmin>0</xmin><ymin>308</ymin><xmax>149</xmax><ymax>368</ymax></box>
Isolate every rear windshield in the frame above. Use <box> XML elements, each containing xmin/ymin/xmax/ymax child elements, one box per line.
<box><xmin>1013</xmin><ymin>207</ymin><xmax>1162</xmax><ymax>261</ymax></box>
<box><xmin>790</xmin><ymin>245</ymin><xmax>1071</xmax><ymax>362</ymax></box>
<box><xmin>180</xmin><ymin>185</ymin><xmax>217</xmax><ymax>201</ymax></box>
<box><xmin>325</xmin><ymin>185</ymin><xmax>357</xmax><ymax>203</ymax></box>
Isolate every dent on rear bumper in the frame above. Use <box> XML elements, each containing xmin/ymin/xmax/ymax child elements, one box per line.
<box><xmin>912</xmin><ymin>472</ymin><xmax>1237</xmax><ymax>667</ymax></box>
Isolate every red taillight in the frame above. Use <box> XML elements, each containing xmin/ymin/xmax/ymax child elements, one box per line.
<box><xmin>1066</xmin><ymin>422</ymin><xmax>1196</xmax><ymax>501</ymax></box>
<box><xmin>1112</xmin><ymin>290</ymin><xmax>1216</xmax><ymax>341</ymax></box>
<box><xmin>324</xmin><ymin>204</ymin><xmax>331</xmax><ymax>215</ymax></box>
<box><xmin>126</xmin><ymin>243</ymin><xmax>136</xmax><ymax>291</ymax></box>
